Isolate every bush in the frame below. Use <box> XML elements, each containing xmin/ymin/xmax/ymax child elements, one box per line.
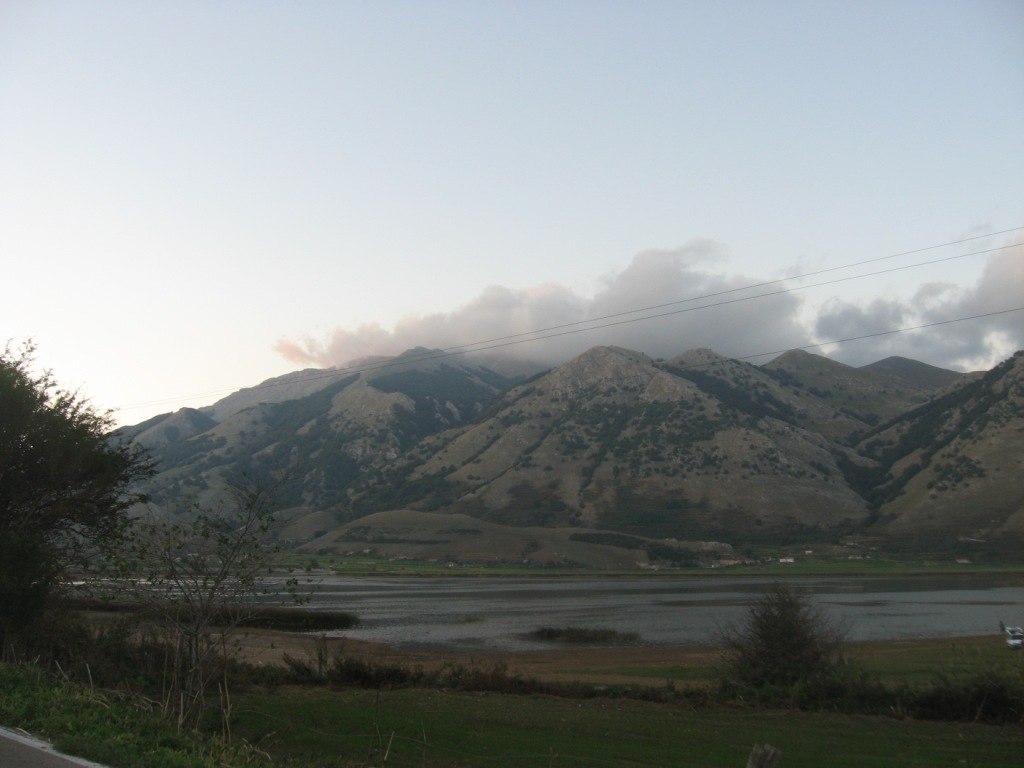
<box><xmin>530</xmin><ymin>626</ymin><xmax>640</xmax><ymax>644</ymax></box>
<box><xmin>910</xmin><ymin>668</ymin><xmax>1024</xmax><ymax>724</ymax></box>
<box><xmin>718</xmin><ymin>583</ymin><xmax>847</xmax><ymax>693</ymax></box>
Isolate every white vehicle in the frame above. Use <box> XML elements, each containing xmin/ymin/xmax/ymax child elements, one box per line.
<box><xmin>1005</xmin><ymin>626</ymin><xmax>1024</xmax><ymax>650</ymax></box>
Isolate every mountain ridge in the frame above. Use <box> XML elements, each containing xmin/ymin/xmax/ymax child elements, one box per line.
<box><xmin>124</xmin><ymin>347</ymin><xmax>1024</xmax><ymax>564</ymax></box>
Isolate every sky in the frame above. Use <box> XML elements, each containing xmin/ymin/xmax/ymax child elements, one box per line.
<box><xmin>2</xmin><ymin>0</ymin><xmax>1022</xmax><ymax>425</ymax></box>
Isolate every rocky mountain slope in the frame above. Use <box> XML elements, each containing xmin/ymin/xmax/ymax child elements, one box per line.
<box><xmin>854</xmin><ymin>351</ymin><xmax>1024</xmax><ymax>553</ymax></box>
<box><xmin>123</xmin><ymin>346</ymin><xmax>1024</xmax><ymax>564</ymax></box>
<box><xmin>122</xmin><ymin>349</ymin><xmax>525</xmax><ymax>516</ymax></box>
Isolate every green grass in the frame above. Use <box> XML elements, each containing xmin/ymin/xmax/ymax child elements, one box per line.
<box><xmin>273</xmin><ymin>549</ymin><xmax>1024</xmax><ymax>578</ymax></box>
<box><xmin>710</xmin><ymin>557</ymin><xmax>1024</xmax><ymax>578</ymax></box>
<box><xmin>587</xmin><ymin>664</ymin><xmax>715</xmax><ymax>682</ymax></box>
<box><xmin>853</xmin><ymin>636</ymin><xmax>1024</xmax><ymax>685</ymax></box>
<box><xmin>577</xmin><ymin>636</ymin><xmax>1024</xmax><ymax>689</ymax></box>
<box><xmin>226</xmin><ymin>685</ymin><xmax>1024</xmax><ymax>767</ymax></box>
<box><xmin>0</xmin><ymin>663</ymin><xmax>248</xmax><ymax>768</ymax></box>
<box><xmin>5</xmin><ymin>635</ymin><xmax>1024</xmax><ymax>768</ymax></box>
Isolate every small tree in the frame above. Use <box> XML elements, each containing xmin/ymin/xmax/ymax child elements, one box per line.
<box><xmin>719</xmin><ymin>582</ymin><xmax>846</xmax><ymax>691</ymax></box>
<box><xmin>0</xmin><ymin>341</ymin><xmax>151</xmax><ymax>656</ymax></box>
<box><xmin>123</xmin><ymin>478</ymin><xmax>299</xmax><ymax>729</ymax></box>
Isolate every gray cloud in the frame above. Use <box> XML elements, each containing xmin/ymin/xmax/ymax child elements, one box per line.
<box><xmin>814</xmin><ymin>234</ymin><xmax>1024</xmax><ymax>371</ymax></box>
<box><xmin>275</xmin><ymin>239</ymin><xmax>810</xmax><ymax>369</ymax></box>
<box><xmin>277</xmin><ymin>234</ymin><xmax>1023</xmax><ymax>374</ymax></box>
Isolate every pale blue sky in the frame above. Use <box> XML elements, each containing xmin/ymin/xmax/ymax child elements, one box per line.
<box><xmin>2</xmin><ymin>1</ymin><xmax>1022</xmax><ymax>423</ymax></box>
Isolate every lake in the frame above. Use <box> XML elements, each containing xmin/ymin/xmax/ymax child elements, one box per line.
<box><xmin>298</xmin><ymin>573</ymin><xmax>1024</xmax><ymax>653</ymax></box>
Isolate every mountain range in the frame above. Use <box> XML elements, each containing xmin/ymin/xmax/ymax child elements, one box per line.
<box><xmin>122</xmin><ymin>346</ymin><xmax>1024</xmax><ymax>566</ymax></box>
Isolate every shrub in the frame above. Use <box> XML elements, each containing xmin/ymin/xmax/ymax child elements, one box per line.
<box><xmin>910</xmin><ymin>669</ymin><xmax>1024</xmax><ymax>724</ymax></box>
<box><xmin>718</xmin><ymin>583</ymin><xmax>847</xmax><ymax>693</ymax></box>
<box><xmin>530</xmin><ymin>626</ymin><xmax>640</xmax><ymax>644</ymax></box>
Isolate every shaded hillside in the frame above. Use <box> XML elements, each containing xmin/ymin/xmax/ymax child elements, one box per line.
<box><xmin>129</xmin><ymin>350</ymin><xmax>524</xmax><ymax>517</ymax></box>
<box><xmin>376</xmin><ymin>347</ymin><xmax>875</xmax><ymax>544</ymax></box>
<box><xmin>120</xmin><ymin>344</ymin><xmax>1024</xmax><ymax>563</ymax></box>
<box><xmin>296</xmin><ymin>509</ymin><xmax>735</xmax><ymax>569</ymax></box>
<box><xmin>857</xmin><ymin>351</ymin><xmax>1024</xmax><ymax>555</ymax></box>
<box><xmin>761</xmin><ymin>350</ymin><xmax>949</xmax><ymax>441</ymax></box>
<box><xmin>125</xmin><ymin>407</ymin><xmax>217</xmax><ymax>450</ymax></box>
<box><xmin>860</xmin><ymin>356</ymin><xmax>963</xmax><ymax>391</ymax></box>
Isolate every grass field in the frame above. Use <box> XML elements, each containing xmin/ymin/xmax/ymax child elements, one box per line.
<box><xmin>225</xmin><ymin>685</ymin><xmax>1023</xmax><ymax>767</ymax></box>
<box><xmin>222</xmin><ymin>631</ymin><xmax>1024</xmax><ymax>766</ymax></box>
<box><xmin>3</xmin><ymin>632</ymin><xmax>1024</xmax><ymax>767</ymax></box>
<box><xmin>273</xmin><ymin>550</ymin><xmax>1024</xmax><ymax>580</ymax></box>
<box><xmin>556</xmin><ymin>635</ymin><xmax>1024</xmax><ymax>688</ymax></box>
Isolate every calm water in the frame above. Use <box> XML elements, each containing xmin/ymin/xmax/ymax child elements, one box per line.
<box><xmin>296</xmin><ymin>574</ymin><xmax>1024</xmax><ymax>653</ymax></box>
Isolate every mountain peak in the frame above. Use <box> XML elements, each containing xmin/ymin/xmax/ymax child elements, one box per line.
<box><xmin>667</xmin><ymin>348</ymin><xmax>729</xmax><ymax>369</ymax></box>
<box><xmin>860</xmin><ymin>356</ymin><xmax>960</xmax><ymax>391</ymax></box>
<box><xmin>545</xmin><ymin>346</ymin><xmax>657</xmax><ymax>394</ymax></box>
<box><xmin>764</xmin><ymin>349</ymin><xmax>853</xmax><ymax>374</ymax></box>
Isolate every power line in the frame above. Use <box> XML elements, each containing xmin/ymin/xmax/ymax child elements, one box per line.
<box><xmin>402</xmin><ymin>226</ymin><xmax>1024</xmax><ymax>352</ymax></box>
<box><xmin>440</xmin><ymin>244</ymin><xmax>1019</xmax><ymax>353</ymax></box>
<box><xmin>317</xmin><ymin>232</ymin><xmax>1020</xmax><ymax>359</ymax></box>
<box><xmin>253</xmin><ymin>240</ymin><xmax>1017</xmax><ymax>367</ymax></box>
<box><xmin>116</xmin><ymin>229</ymin><xmax>1024</xmax><ymax>415</ymax></box>
<box><xmin>737</xmin><ymin>307</ymin><xmax>1024</xmax><ymax>361</ymax></box>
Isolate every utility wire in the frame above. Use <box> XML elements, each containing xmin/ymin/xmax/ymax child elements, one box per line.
<box><xmin>390</xmin><ymin>226</ymin><xmax>1024</xmax><ymax>352</ymax></box>
<box><xmin>116</xmin><ymin>229</ymin><xmax>1023</xmax><ymax>415</ymax></box>
<box><xmin>247</xmin><ymin>241</ymin><xmax>1018</xmax><ymax>367</ymax></box>
<box><xmin>736</xmin><ymin>307</ymin><xmax>1024</xmax><ymax>362</ymax></box>
<box><xmin>437</xmin><ymin>244</ymin><xmax>1018</xmax><ymax>353</ymax></box>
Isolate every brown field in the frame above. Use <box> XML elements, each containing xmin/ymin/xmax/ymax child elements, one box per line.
<box><xmin>231</xmin><ymin>626</ymin><xmax>1010</xmax><ymax>687</ymax></box>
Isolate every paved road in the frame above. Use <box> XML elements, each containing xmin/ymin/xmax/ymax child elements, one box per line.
<box><xmin>0</xmin><ymin>727</ymin><xmax>107</xmax><ymax>768</ymax></box>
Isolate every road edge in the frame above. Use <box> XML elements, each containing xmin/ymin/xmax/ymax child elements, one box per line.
<box><xmin>0</xmin><ymin>726</ymin><xmax>109</xmax><ymax>767</ymax></box>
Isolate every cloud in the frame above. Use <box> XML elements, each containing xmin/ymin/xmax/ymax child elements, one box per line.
<box><xmin>277</xmin><ymin>233</ymin><xmax>1024</xmax><ymax>374</ymax></box>
<box><xmin>276</xmin><ymin>239</ymin><xmax>811</xmax><ymax>369</ymax></box>
<box><xmin>813</xmin><ymin>233</ymin><xmax>1024</xmax><ymax>370</ymax></box>
<box><xmin>274</xmin><ymin>323</ymin><xmax>398</xmax><ymax>367</ymax></box>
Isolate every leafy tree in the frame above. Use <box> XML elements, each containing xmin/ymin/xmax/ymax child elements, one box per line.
<box><xmin>718</xmin><ymin>582</ymin><xmax>846</xmax><ymax>690</ymax></box>
<box><xmin>0</xmin><ymin>342</ymin><xmax>151</xmax><ymax>654</ymax></box>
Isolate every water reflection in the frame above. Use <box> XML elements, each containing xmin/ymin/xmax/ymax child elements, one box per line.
<box><xmin>295</xmin><ymin>574</ymin><xmax>1024</xmax><ymax>653</ymax></box>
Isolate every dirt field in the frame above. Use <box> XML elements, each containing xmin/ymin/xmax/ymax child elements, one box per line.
<box><xmin>232</xmin><ymin>627</ymin><xmax>726</xmax><ymax>686</ymax></box>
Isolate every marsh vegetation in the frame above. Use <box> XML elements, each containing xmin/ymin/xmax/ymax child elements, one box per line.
<box><xmin>529</xmin><ymin>626</ymin><xmax>641</xmax><ymax>644</ymax></box>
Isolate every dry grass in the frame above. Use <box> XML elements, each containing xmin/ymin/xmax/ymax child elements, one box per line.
<box><xmin>231</xmin><ymin>628</ymin><xmax>1017</xmax><ymax>689</ymax></box>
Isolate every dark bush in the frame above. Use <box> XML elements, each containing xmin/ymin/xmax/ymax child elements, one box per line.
<box><xmin>909</xmin><ymin>669</ymin><xmax>1024</xmax><ymax>724</ymax></box>
<box><xmin>327</xmin><ymin>654</ymin><xmax>426</xmax><ymax>689</ymax></box>
<box><xmin>718</xmin><ymin>583</ymin><xmax>847</xmax><ymax>692</ymax></box>
<box><xmin>530</xmin><ymin>626</ymin><xmax>640</xmax><ymax>644</ymax></box>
